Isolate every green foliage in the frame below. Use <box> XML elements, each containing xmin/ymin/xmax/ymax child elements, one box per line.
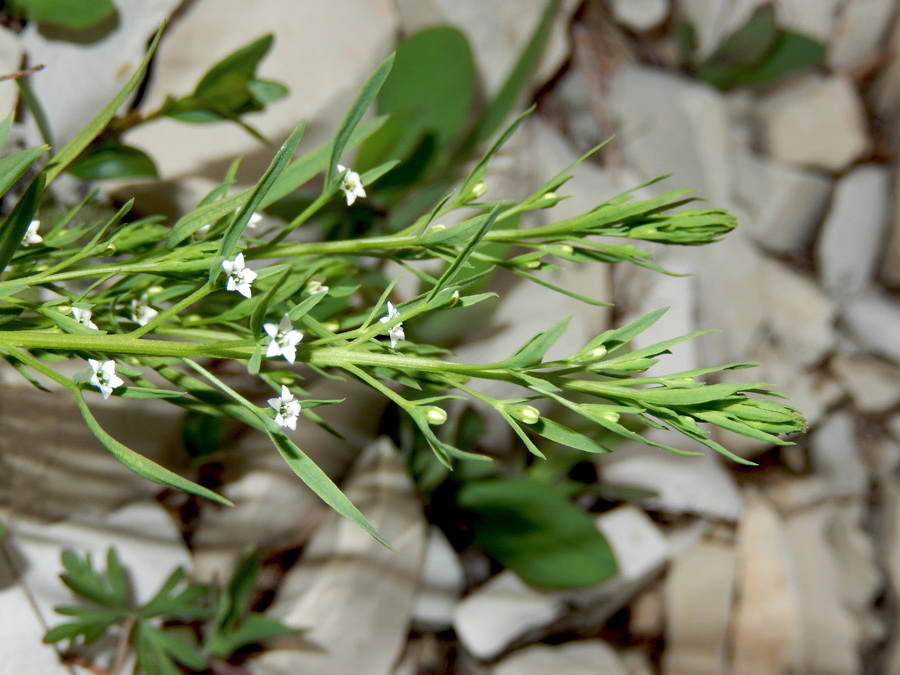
<box><xmin>686</xmin><ymin>5</ymin><xmax>826</xmax><ymax>90</ymax></box>
<box><xmin>44</xmin><ymin>548</ymin><xmax>298</xmax><ymax>673</ymax></box>
<box><xmin>457</xmin><ymin>478</ymin><xmax>617</xmax><ymax>588</ymax></box>
<box><xmin>6</xmin><ymin>0</ymin><xmax>116</xmax><ymax>29</ymax></box>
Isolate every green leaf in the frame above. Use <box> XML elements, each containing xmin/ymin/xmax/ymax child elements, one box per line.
<box><xmin>206</xmin><ymin>613</ymin><xmax>300</xmax><ymax>658</ymax></box>
<box><xmin>68</xmin><ymin>142</ymin><xmax>158</xmax><ymax>180</ymax></box>
<box><xmin>702</xmin><ymin>5</ymin><xmax>777</xmax><ymax>68</ymax></box>
<box><xmin>166</xmin><ymin>34</ymin><xmax>287</xmax><ymax>123</ymax></box>
<box><xmin>211</xmin><ymin>120</ymin><xmax>305</xmax><ymax>279</ymax></box>
<box><xmin>0</xmin><ymin>145</ymin><xmax>48</xmax><ymax>197</ymax></box>
<box><xmin>531</xmin><ymin>417</ymin><xmax>612</xmax><ymax>454</ymax></box>
<box><xmin>105</xmin><ymin>549</ymin><xmax>129</xmax><ymax>606</ymax></box>
<box><xmin>456</xmin><ymin>478</ymin><xmax>617</xmax><ymax>589</ymax></box>
<box><xmin>326</xmin><ymin>52</ymin><xmax>395</xmax><ymax>188</ymax></box>
<box><xmin>45</xmin><ymin>25</ymin><xmax>162</xmax><ymax>182</ymax></box>
<box><xmin>360</xmin><ymin>27</ymin><xmax>475</xmax><ymax>166</ymax></box>
<box><xmin>500</xmin><ymin>316</ymin><xmax>571</xmax><ymax>369</ymax></box>
<box><xmin>73</xmin><ymin>391</ymin><xmax>232</xmax><ymax>505</ymax></box>
<box><xmin>10</xmin><ymin>0</ymin><xmax>116</xmax><ymax>28</ymax></box>
<box><xmin>0</xmin><ymin>174</ymin><xmax>45</xmax><ymax>275</ymax></box>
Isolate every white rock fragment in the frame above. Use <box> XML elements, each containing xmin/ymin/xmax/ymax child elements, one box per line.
<box><xmin>610</xmin><ymin>0</ymin><xmax>669</xmax><ymax>33</ymax></box>
<box><xmin>257</xmin><ymin>438</ymin><xmax>427</xmax><ymax>675</ymax></box>
<box><xmin>842</xmin><ymin>290</ymin><xmax>900</xmax><ymax>364</ymax></box>
<box><xmin>756</xmin><ymin>74</ymin><xmax>869</xmax><ymax>172</ymax></box>
<box><xmin>595</xmin><ymin>506</ymin><xmax>671</xmax><ymax>583</ymax></box>
<box><xmin>599</xmin><ymin>442</ymin><xmax>743</xmax><ymax>521</ymax></box>
<box><xmin>492</xmin><ymin>641</ymin><xmax>628</xmax><ymax>675</ymax></box>
<box><xmin>774</xmin><ymin>0</ymin><xmax>843</xmax><ymax>42</ymax></box>
<box><xmin>412</xmin><ymin>527</ymin><xmax>466</xmax><ymax>630</ymax></box>
<box><xmin>663</xmin><ymin>538</ymin><xmax>737</xmax><ymax>675</ymax></box>
<box><xmin>20</xmin><ymin>0</ymin><xmax>182</xmax><ymax>146</ymax></box>
<box><xmin>453</xmin><ymin>571</ymin><xmax>563</xmax><ymax>661</ymax></box>
<box><xmin>759</xmin><ymin>258</ymin><xmax>836</xmax><ymax>366</ymax></box>
<box><xmin>785</xmin><ymin>503</ymin><xmax>864</xmax><ymax>674</ymax></box>
<box><xmin>126</xmin><ymin>0</ymin><xmax>398</xmax><ymax>186</ymax></box>
<box><xmin>730</xmin><ymin>493</ymin><xmax>802</xmax><ymax>675</ymax></box>
<box><xmin>830</xmin><ymin>353</ymin><xmax>900</xmax><ymax>413</ymax></box>
<box><xmin>609</xmin><ymin>63</ymin><xmax>733</xmax><ymax>204</ymax></box>
<box><xmin>882</xmin><ymin>169</ymin><xmax>900</xmax><ymax>289</ymax></box>
<box><xmin>809</xmin><ymin>411</ymin><xmax>867</xmax><ymax>498</ymax></box>
<box><xmin>880</xmin><ymin>479</ymin><xmax>900</xmax><ymax>671</ymax></box>
<box><xmin>828</xmin><ymin>0</ymin><xmax>896</xmax><ymax>69</ymax></box>
<box><xmin>732</xmin><ymin>150</ymin><xmax>831</xmax><ymax>254</ymax></box>
<box><xmin>830</xmin><ymin>503</ymin><xmax>881</xmax><ymax>623</ymax></box>
<box><xmin>0</xmin><ymin>25</ymin><xmax>22</xmax><ymax>120</ymax></box>
<box><xmin>816</xmin><ymin>165</ymin><xmax>891</xmax><ymax>300</ymax></box>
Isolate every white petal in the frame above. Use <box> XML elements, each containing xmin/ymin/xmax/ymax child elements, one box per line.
<box><xmin>267</xmin><ymin>396</ymin><xmax>282</xmax><ymax>411</ymax></box>
<box><xmin>266</xmin><ymin>340</ymin><xmax>283</xmax><ymax>358</ymax></box>
<box><xmin>236</xmin><ymin>283</ymin><xmax>252</xmax><ymax>299</ymax></box>
<box><xmin>281</xmin><ymin>345</ymin><xmax>297</xmax><ymax>363</ymax></box>
<box><xmin>263</xmin><ymin>322</ymin><xmax>278</xmax><ymax>338</ymax></box>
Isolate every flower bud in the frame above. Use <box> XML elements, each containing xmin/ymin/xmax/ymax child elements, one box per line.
<box><xmin>554</xmin><ymin>244</ymin><xmax>574</xmax><ymax>256</ymax></box>
<box><xmin>506</xmin><ymin>404</ymin><xmax>540</xmax><ymax>424</ymax></box>
<box><xmin>323</xmin><ymin>321</ymin><xmax>340</xmax><ymax>332</ymax></box>
<box><xmin>470</xmin><ymin>182</ymin><xmax>487</xmax><ymax>199</ymax></box>
<box><xmin>428</xmin><ymin>224</ymin><xmax>447</xmax><ymax>233</ymax></box>
<box><xmin>424</xmin><ymin>406</ymin><xmax>448</xmax><ymax>425</ymax></box>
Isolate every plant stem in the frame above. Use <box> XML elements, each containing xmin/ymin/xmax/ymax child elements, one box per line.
<box><xmin>110</xmin><ymin>614</ymin><xmax>135</xmax><ymax>675</ymax></box>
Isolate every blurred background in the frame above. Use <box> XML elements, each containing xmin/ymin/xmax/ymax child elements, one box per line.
<box><xmin>1</xmin><ymin>1</ymin><xmax>898</xmax><ymax>673</ymax></box>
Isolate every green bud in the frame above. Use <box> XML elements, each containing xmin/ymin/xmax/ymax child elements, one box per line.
<box><xmin>323</xmin><ymin>321</ymin><xmax>340</xmax><ymax>332</ymax></box>
<box><xmin>554</xmin><ymin>244</ymin><xmax>574</xmax><ymax>256</ymax></box>
<box><xmin>589</xmin><ymin>346</ymin><xmax>607</xmax><ymax>359</ymax></box>
<box><xmin>506</xmin><ymin>404</ymin><xmax>540</xmax><ymax>425</ymax></box>
<box><xmin>424</xmin><ymin>406</ymin><xmax>448</xmax><ymax>425</ymax></box>
<box><xmin>429</xmin><ymin>224</ymin><xmax>447</xmax><ymax>233</ymax></box>
<box><xmin>470</xmin><ymin>182</ymin><xmax>487</xmax><ymax>199</ymax></box>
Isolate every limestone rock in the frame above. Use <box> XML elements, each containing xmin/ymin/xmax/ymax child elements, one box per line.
<box><xmin>809</xmin><ymin>411</ymin><xmax>867</xmax><ymax>498</ymax></box>
<box><xmin>0</xmin><ymin>25</ymin><xmax>22</xmax><ymax>120</ymax></box>
<box><xmin>599</xmin><ymin>442</ymin><xmax>742</xmax><ymax>521</ymax></box>
<box><xmin>610</xmin><ymin>0</ymin><xmax>670</xmax><ymax>33</ymax></box>
<box><xmin>730</xmin><ymin>493</ymin><xmax>802</xmax><ymax>675</ymax></box>
<box><xmin>830</xmin><ymin>352</ymin><xmax>900</xmax><ymax>413</ymax></box>
<box><xmin>663</xmin><ymin>539</ymin><xmax>737</xmax><ymax>675</ymax></box>
<box><xmin>412</xmin><ymin>527</ymin><xmax>466</xmax><ymax>630</ymax></box>
<box><xmin>828</xmin><ymin>0</ymin><xmax>897</xmax><ymax>69</ymax></box>
<box><xmin>256</xmin><ymin>438</ymin><xmax>427</xmax><ymax>675</ymax></box>
<box><xmin>453</xmin><ymin>571</ymin><xmax>563</xmax><ymax>661</ymax></box>
<box><xmin>785</xmin><ymin>502</ymin><xmax>864</xmax><ymax>674</ymax></box>
<box><xmin>732</xmin><ymin>151</ymin><xmax>831</xmax><ymax>254</ymax></box>
<box><xmin>757</xmin><ymin>74</ymin><xmax>868</xmax><ymax>172</ymax></box>
<box><xmin>882</xmin><ymin>168</ymin><xmax>900</xmax><ymax>289</ymax></box>
<box><xmin>842</xmin><ymin>290</ymin><xmax>900</xmax><ymax>364</ymax></box>
<box><xmin>19</xmin><ymin>0</ymin><xmax>182</xmax><ymax>146</ymax></box>
<box><xmin>774</xmin><ymin>0</ymin><xmax>843</xmax><ymax>42</ymax></box>
<box><xmin>816</xmin><ymin>165</ymin><xmax>891</xmax><ymax>301</ymax></box>
<box><xmin>125</xmin><ymin>0</ymin><xmax>398</xmax><ymax>188</ymax></box>
<box><xmin>759</xmin><ymin>258</ymin><xmax>836</xmax><ymax>366</ymax></box>
<box><xmin>492</xmin><ymin>641</ymin><xmax>628</xmax><ymax>675</ymax></box>
<box><xmin>609</xmin><ymin>63</ymin><xmax>733</xmax><ymax>204</ymax></box>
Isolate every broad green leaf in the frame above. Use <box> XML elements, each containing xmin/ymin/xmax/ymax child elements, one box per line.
<box><xmin>456</xmin><ymin>478</ymin><xmax>617</xmax><ymax>589</ymax></box>
<box><xmin>68</xmin><ymin>142</ymin><xmax>158</xmax><ymax>180</ymax></box>
<box><xmin>45</xmin><ymin>25</ymin><xmax>163</xmax><ymax>182</ymax></box>
<box><xmin>359</xmin><ymin>27</ymin><xmax>475</xmax><ymax>167</ymax></box>
<box><xmin>11</xmin><ymin>0</ymin><xmax>116</xmax><ymax>28</ymax></box>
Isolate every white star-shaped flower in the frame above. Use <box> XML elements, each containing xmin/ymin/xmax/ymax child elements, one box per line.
<box><xmin>72</xmin><ymin>306</ymin><xmax>98</xmax><ymax>330</ymax></box>
<box><xmin>221</xmin><ymin>252</ymin><xmax>257</xmax><ymax>298</ymax></box>
<box><xmin>22</xmin><ymin>219</ymin><xmax>43</xmax><ymax>246</ymax></box>
<box><xmin>337</xmin><ymin>164</ymin><xmax>366</xmax><ymax>206</ymax></box>
<box><xmin>263</xmin><ymin>314</ymin><xmax>304</xmax><ymax>364</ymax></box>
<box><xmin>87</xmin><ymin>359</ymin><xmax>124</xmax><ymax>400</ymax></box>
<box><xmin>268</xmin><ymin>385</ymin><xmax>301</xmax><ymax>431</ymax></box>
<box><xmin>247</xmin><ymin>211</ymin><xmax>263</xmax><ymax>229</ymax></box>
<box><xmin>379</xmin><ymin>301</ymin><xmax>405</xmax><ymax>349</ymax></box>
<box><xmin>130</xmin><ymin>295</ymin><xmax>158</xmax><ymax>327</ymax></box>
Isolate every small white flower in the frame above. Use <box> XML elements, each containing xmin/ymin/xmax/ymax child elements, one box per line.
<box><xmin>130</xmin><ymin>295</ymin><xmax>158</xmax><ymax>327</ymax></box>
<box><xmin>379</xmin><ymin>301</ymin><xmax>405</xmax><ymax>349</ymax></box>
<box><xmin>337</xmin><ymin>164</ymin><xmax>366</xmax><ymax>206</ymax></box>
<box><xmin>306</xmin><ymin>279</ymin><xmax>329</xmax><ymax>295</ymax></box>
<box><xmin>22</xmin><ymin>219</ymin><xmax>43</xmax><ymax>246</ymax></box>
<box><xmin>247</xmin><ymin>212</ymin><xmax>263</xmax><ymax>229</ymax></box>
<box><xmin>72</xmin><ymin>306</ymin><xmax>98</xmax><ymax>330</ymax></box>
<box><xmin>221</xmin><ymin>252</ymin><xmax>257</xmax><ymax>299</ymax></box>
<box><xmin>87</xmin><ymin>359</ymin><xmax>124</xmax><ymax>400</ymax></box>
<box><xmin>263</xmin><ymin>314</ymin><xmax>304</xmax><ymax>364</ymax></box>
<box><xmin>268</xmin><ymin>385</ymin><xmax>301</xmax><ymax>431</ymax></box>
<box><xmin>195</xmin><ymin>223</ymin><xmax>211</xmax><ymax>239</ymax></box>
